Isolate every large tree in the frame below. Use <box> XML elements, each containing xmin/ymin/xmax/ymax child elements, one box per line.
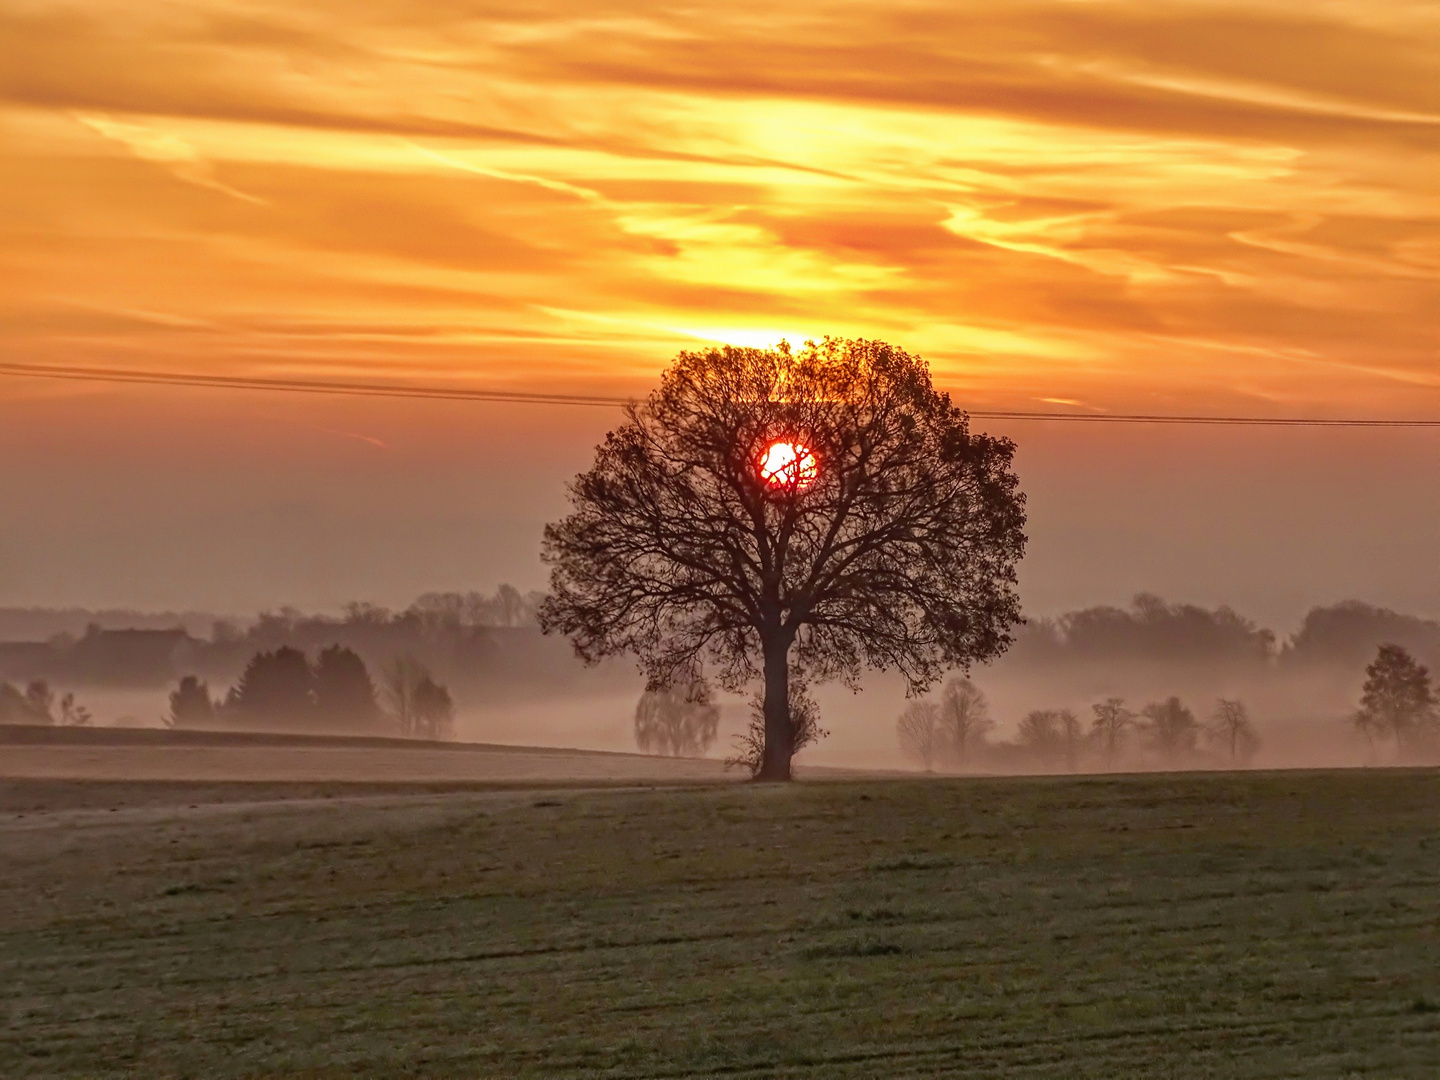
<box><xmin>540</xmin><ymin>338</ymin><xmax>1027</xmax><ymax>780</ymax></box>
<box><xmin>1355</xmin><ymin>643</ymin><xmax>1435</xmax><ymax>757</ymax></box>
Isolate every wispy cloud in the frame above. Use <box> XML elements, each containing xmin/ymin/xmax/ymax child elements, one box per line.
<box><xmin>0</xmin><ymin>0</ymin><xmax>1434</xmax><ymax>414</ymax></box>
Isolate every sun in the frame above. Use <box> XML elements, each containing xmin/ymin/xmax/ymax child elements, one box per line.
<box><xmin>757</xmin><ymin>441</ymin><xmax>818</xmax><ymax>490</ymax></box>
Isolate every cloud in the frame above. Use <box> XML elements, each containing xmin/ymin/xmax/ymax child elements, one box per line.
<box><xmin>74</xmin><ymin>113</ymin><xmax>266</xmax><ymax>203</ymax></box>
<box><xmin>0</xmin><ymin>0</ymin><xmax>1435</xmax><ymax>414</ymax></box>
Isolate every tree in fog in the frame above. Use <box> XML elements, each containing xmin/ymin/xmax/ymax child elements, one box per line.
<box><xmin>225</xmin><ymin>646</ymin><xmax>314</xmax><ymax>729</ymax></box>
<box><xmin>166</xmin><ymin>676</ymin><xmax>216</xmax><ymax>728</ymax></box>
<box><xmin>58</xmin><ymin>692</ymin><xmax>91</xmax><ymax>727</ymax></box>
<box><xmin>383</xmin><ymin>655</ymin><xmax>455</xmax><ymax>739</ymax></box>
<box><xmin>1090</xmin><ymin>697</ymin><xmax>1135</xmax><ymax>768</ymax></box>
<box><xmin>634</xmin><ymin>670</ymin><xmax>720</xmax><ymax>757</ymax></box>
<box><xmin>1141</xmin><ymin>697</ymin><xmax>1200</xmax><ymax>763</ymax></box>
<box><xmin>313</xmin><ymin>645</ymin><xmax>382</xmax><ymax>730</ymax></box>
<box><xmin>1017</xmin><ymin>709</ymin><xmax>1067</xmax><ymax>769</ymax></box>
<box><xmin>540</xmin><ymin>339</ymin><xmax>1027</xmax><ymax>780</ymax></box>
<box><xmin>1354</xmin><ymin>644</ymin><xmax>1436</xmax><ymax>757</ymax></box>
<box><xmin>0</xmin><ymin>680</ymin><xmax>56</xmax><ymax>725</ymax></box>
<box><xmin>938</xmin><ymin>675</ymin><xmax>993</xmax><ymax>770</ymax></box>
<box><xmin>1207</xmin><ymin>699</ymin><xmax>1260</xmax><ymax>765</ymax></box>
<box><xmin>412</xmin><ymin>676</ymin><xmax>456</xmax><ymax>740</ymax></box>
<box><xmin>897</xmin><ymin>700</ymin><xmax>944</xmax><ymax>772</ymax></box>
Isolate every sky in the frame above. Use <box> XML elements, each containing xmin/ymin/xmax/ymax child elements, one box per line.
<box><xmin>1</xmin><ymin>0</ymin><xmax>1438</xmax><ymax>629</ymax></box>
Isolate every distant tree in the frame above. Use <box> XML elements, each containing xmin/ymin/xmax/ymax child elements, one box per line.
<box><xmin>897</xmin><ymin>701</ymin><xmax>944</xmax><ymax>772</ymax></box>
<box><xmin>540</xmin><ymin>339</ymin><xmax>1027</xmax><ymax>781</ymax></box>
<box><xmin>1141</xmin><ymin>697</ymin><xmax>1200</xmax><ymax>763</ymax></box>
<box><xmin>1057</xmin><ymin>708</ymin><xmax>1084</xmax><ymax>772</ymax></box>
<box><xmin>382</xmin><ymin>655</ymin><xmax>424</xmax><ymax>736</ymax></box>
<box><xmin>1090</xmin><ymin>697</ymin><xmax>1135</xmax><ymax>769</ymax></box>
<box><xmin>1016</xmin><ymin>709</ymin><xmax>1067</xmax><ymax>769</ymax></box>
<box><xmin>225</xmin><ymin>646</ymin><xmax>315</xmax><ymax>729</ymax></box>
<box><xmin>166</xmin><ymin>676</ymin><xmax>217</xmax><ymax>728</ymax></box>
<box><xmin>938</xmin><ymin>675</ymin><xmax>993</xmax><ymax>770</ymax></box>
<box><xmin>1207</xmin><ymin>698</ymin><xmax>1260</xmax><ymax>765</ymax></box>
<box><xmin>58</xmin><ymin>692</ymin><xmax>92</xmax><ymax>727</ymax></box>
<box><xmin>1354</xmin><ymin>644</ymin><xmax>1436</xmax><ymax>757</ymax></box>
<box><xmin>634</xmin><ymin>670</ymin><xmax>720</xmax><ymax>757</ymax></box>
<box><xmin>313</xmin><ymin>645</ymin><xmax>382</xmax><ymax>731</ymax></box>
<box><xmin>383</xmin><ymin>655</ymin><xmax>455</xmax><ymax>739</ymax></box>
<box><xmin>411</xmin><ymin>675</ymin><xmax>456</xmax><ymax>740</ymax></box>
<box><xmin>24</xmin><ymin>681</ymin><xmax>55</xmax><ymax>725</ymax></box>
<box><xmin>0</xmin><ymin>680</ymin><xmax>56</xmax><ymax>725</ymax></box>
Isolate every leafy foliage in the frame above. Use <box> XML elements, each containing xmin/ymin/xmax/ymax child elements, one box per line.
<box><xmin>1355</xmin><ymin>644</ymin><xmax>1436</xmax><ymax>757</ymax></box>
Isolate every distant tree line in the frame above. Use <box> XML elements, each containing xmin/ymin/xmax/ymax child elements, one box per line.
<box><xmin>896</xmin><ymin>681</ymin><xmax>1260</xmax><ymax>774</ymax></box>
<box><xmin>165</xmin><ymin>646</ymin><xmax>455</xmax><ymax>739</ymax></box>
<box><xmin>898</xmin><ymin>640</ymin><xmax>1440</xmax><ymax>773</ymax></box>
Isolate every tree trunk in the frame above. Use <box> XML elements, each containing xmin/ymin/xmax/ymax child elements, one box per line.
<box><xmin>756</xmin><ymin>633</ymin><xmax>793</xmax><ymax>781</ymax></box>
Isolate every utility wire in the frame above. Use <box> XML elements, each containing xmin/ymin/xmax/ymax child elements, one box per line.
<box><xmin>2</xmin><ymin>359</ymin><xmax>1438</xmax><ymax>428</ymax></box>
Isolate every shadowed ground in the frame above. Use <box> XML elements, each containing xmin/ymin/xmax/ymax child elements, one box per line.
<box><xmin>2</xmin><ymin>771</ymin><xmax>1438</xmax><ymax>1077</ymax></box>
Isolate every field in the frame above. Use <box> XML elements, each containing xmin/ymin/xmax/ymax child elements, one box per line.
<box><xmin>3</xmin><ymin>767</ymin><xmax>1439</xmax><ymax>1078</ymax></box>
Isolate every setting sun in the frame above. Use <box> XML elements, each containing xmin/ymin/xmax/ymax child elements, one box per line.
<box><xmin>757</xmin><ymin>441</ymin><xmax>819</xmax><ymax>490</ymax></box>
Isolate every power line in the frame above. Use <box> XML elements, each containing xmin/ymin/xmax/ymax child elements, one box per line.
<box><xmin>2</xmin><ymin>359</ymin><xmax>1438</xmax><ymax>428</ymax></box>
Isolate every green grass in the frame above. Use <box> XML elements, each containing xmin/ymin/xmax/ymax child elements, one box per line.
<box><xmin>3</xmin><ymin>771</ymin><xmax>1439</xmax><ymax>1077</ymax></box>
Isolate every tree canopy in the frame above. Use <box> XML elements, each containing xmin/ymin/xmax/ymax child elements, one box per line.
<box><xmin>540</xmin><ymin>338</ymin><xmax>1026</xmax><ymax>779</ymax></box>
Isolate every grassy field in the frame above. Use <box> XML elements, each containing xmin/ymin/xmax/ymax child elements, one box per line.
<box><xmin>3</xmin><ymin>770</ymin><xmax>1439</xmax><ymax>1078</ymax></box>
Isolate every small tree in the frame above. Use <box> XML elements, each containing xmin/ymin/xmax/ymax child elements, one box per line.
<box><xmin>1017</xmin><ymin>709</ymin><xmax>1067</xmax><ymax>769</ymax></box>
<box><xmin>731</xmin><ymin>678</ymin><xmax>825</xmax><ymax>775</ymax></box>
<box><xmin>540</xmin><ymin>339</ymin><xmax>1027</xmax><ymax>780</ymax></box>
<box><xmin>1057</xmin><ymin>708</ymin><xmax>1084</xmax><ymax>772</ymax></box>
<box><xmin>313</xmin><ymin>645</ymin><xmax>383</xmax><ymax>731</ymax></box>
<box><xmin>1141</xmin><ymin>696</ymin><xmax>1200</xmax><ymax>764</ymax></box>
<box><xmin>1207</xmin><ymin>698</ymin><xmax>1260</xmax><ymax>766</ymax></box>
<box><xmin>412</xmin><ymin>676</ymin><xmax>456</xmax><ymax>740</ymax></box>
<box><xmin>1090</xmin><ymin>697</ymin><xmax>1135</xmax><ymax>769</ymax></box>
<box><xmin>1355</xmin><ymin>644</ymin><xmax>1436</xmax><ymax>757</ymax></box>
<box><xmin>58</xmin><ymin>693</ymin><xmax>92</xmax><ymax>727</ymax></box>
<box><xmin>938</xmin><ymin>675</ymin><xmax>993</xmax><ymax>770</ymax></box>
<box><xmin>383</xmin><ymin>655</ymin><xmax>454</xmax><ymax>739</ymax></box>
<box><xmin>0</xmin><ymin>681</ymin><xmax>56</xmax><ymax>725</ymax></box>
<box><xmin>225</xmin><ymin>646</ymin><xmax>315</xmax><ymax>729</ymax></box>
<box><xmin>24</xmin><ymin>681</ymin><xmax>55</xmax><ymax>725</ymax></box>
<box><xmin>167</xmin><ymin>676</ymin><xmax>217</xmax><ymax>728</ymax></box>
<box><xmin>897</xmin><ymin>700</ymin><xmax>944</xmax><ymax>772</ymax></box>
<box><xmin>634</xmin><ymin>670</ymin><xmax>721</xmax><ymax>757</ymax></box>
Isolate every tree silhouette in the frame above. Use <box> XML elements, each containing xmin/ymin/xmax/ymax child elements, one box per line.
<box><xmin>225</xmin><ymin>646</ymin><xmax>314</xmax><ymax>729</ymax></box>
<box><xmin>1207</xmin><ymin>698</ymin><xmax>1260</xmax><ymax>765</ymax></box>
<box><xmin>897</xmin><ymin>700</ymin><xmax>944</xmax><ymax>772</ymax></box>
<box><xmin>0</xmin><ymin>680</ymin><xmax>55</xmax><ymax>725</ymax></box>
<box><xmin>383</xmin><ymin>655</ymin><xmax>455</xmax><ymax>739</ymax></box>
<box><xmin>1355</xmin><ymin>644</ymin><xmax>1435</xmax><ymax>758</ymax></box>
<box><xmin>634</xmin><ymin>670</ymin><xmax>720</xmax><ymax>757</ymax></box>
<box><xmin>167</xmin><ymin>676</ymin><xmax>216</xmax><ymax>728</ymax></box>
<box><xmin>313</xmin><ymin>645</ymin><xmax>382</xmax><ymax>730</ymax></box>
<box><xmin>1017</xmin><ymin>709</ymin><xmax>1067</xmax><ymax>769</ymax></box>
<box><xmin>1141</xmin><ymin>697</ymin><xmax>1200</xmax><ymax>763</ymax></box>
<box><xmin>1090</xmin><ymin>697</ymin><xmax>1135</xmax><ymax>768</ymax></box>
<box><xmin>938</xmin><ymin>675</ymin><xmax>993</xmax><ymax>770</ymax></box>
<box><xmin>58</xmin><ymin>692</ymin><xmax>92</xmax><ymax>727</ymax></box>
<box><xmin>540</xmin><ymin>338</ymin><xmax>1026</xmax><ymax>780</ymax></box>
<box><xmin>411</xmin><ymin>675</ymin><xmax>455</xmax><ymax>740</ymax></box>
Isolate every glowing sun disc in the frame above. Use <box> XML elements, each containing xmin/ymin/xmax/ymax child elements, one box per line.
<box><xmin>758</xmin><ymin>441</ymin><xmax>818</xmax><ymax>489</ymax></box>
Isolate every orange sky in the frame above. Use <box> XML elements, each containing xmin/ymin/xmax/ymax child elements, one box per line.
<box><xmin>2</xmin><ymin>0</ymin><xmax>1437</xmax><ymax>414</ymax></box>
<box><xmin>1</xmin><ymin>1</ymin><xmax>1439</xmax><ymax>623</ymax></box>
